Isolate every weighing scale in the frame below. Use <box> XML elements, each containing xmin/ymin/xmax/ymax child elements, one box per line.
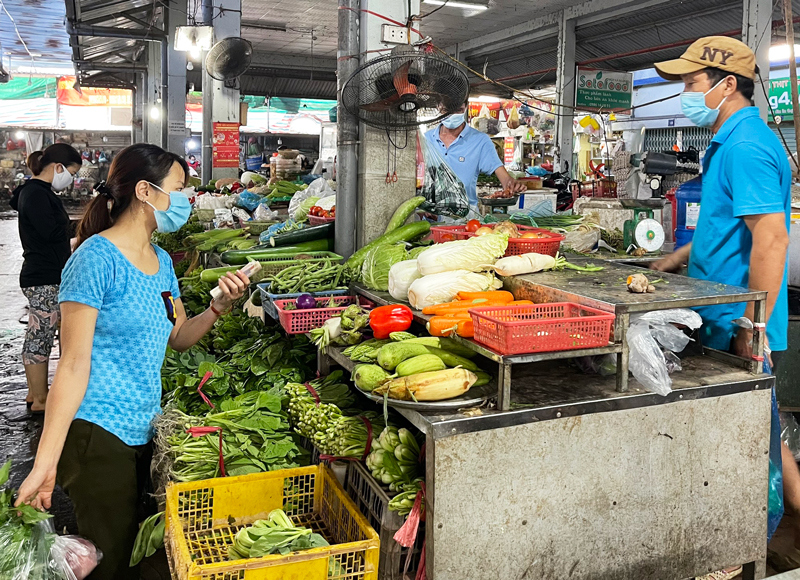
<box><xmin>623</xmin><ymin>208</ymin><xmax>665</xmax><ymax>253</ymax></box>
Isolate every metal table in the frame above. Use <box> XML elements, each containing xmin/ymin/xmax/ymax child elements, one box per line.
<box><xmin>322</xmin><ymin>346</ymin><xmax>773</xmax><ymax>579</ymax></box>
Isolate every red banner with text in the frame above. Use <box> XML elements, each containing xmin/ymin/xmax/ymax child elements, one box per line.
<box><xmin>212</xmin><ymin>122</ymin><xmax>240</xmax><ymax>168</ymax></box>
<box><xmin>57</xmin><ymin>76</ymin><xmax>132</xmax><ymax>107</ymax></box>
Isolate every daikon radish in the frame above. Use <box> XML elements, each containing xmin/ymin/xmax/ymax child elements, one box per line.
<box><xmin>492</xmin><ymin>253</ymin><xmax>556</xmax><ymax>276</ymax></box>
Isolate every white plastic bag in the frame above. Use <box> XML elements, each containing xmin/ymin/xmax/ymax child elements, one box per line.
<box><xmin>288</xmin><ymin>178</ymin><xmax>333</xmax><ymax>220</ymax></box>
<box><xmin>627</xmin><ymin>309</ymin><xmax>702</xmax><ymax>396</ymax></box>
<box><xmin>253</xmin><ymin>203</ymin><xmax>278</xmax><ymax>222</ymax></box>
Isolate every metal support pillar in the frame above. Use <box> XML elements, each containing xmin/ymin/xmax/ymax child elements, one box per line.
<box><xmin>356</xmin><ymin>0</ymin><xmax>421</xmax><ymax>248</ymax></box>
<box><xmin>146</xmin><ymin>41</ymin><xmax>164</xmax><ymax>147</ymax></box>
<box><xmin>209</xmin><ymin>0</ymin><xmax>240</xmax><ymax>181</ymax></box>
<box><xmin>554</xmin><ymin>10</ymin><xmax>576</xmax><ymax>175</ymax></box>
<box><xmin>336</xmin><ymin>0</ymin><xmax>359</xmax><ymax>259</ymax></box>
<box><xmin>201</xmin><ymin>0</ymin><xmax>214</xmax><ymax>185</ymax></box>
<box><xmin>166</xmin><ymin>0</ymin><xmax>187</xmax><ymax>155</ymax></box>
<box><xmin>133</xmin><ymin>72</ymin><xmax>145</xmax><ymax>143</ymax></box>
<box><xmin>742</xmin><ymin>0</ymin><xmax>772</xmax><ymax>122</ymax></box>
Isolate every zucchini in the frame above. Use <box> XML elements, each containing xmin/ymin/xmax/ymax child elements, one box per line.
<box><xmin>220</xmin><ymin>239</ymin><xmax>334</xmax><ymax>264</ymax></box>
<box><xmin>422</xmin><ymin>346</ymin><xmax>479</xmax><ymax>372</ymax></box>
<box><xmin>269</xmin><ymin>223</ymin><xmax>334</xmax><ymax>247</ymax></box>
<box><xmin>384</xmin><ymin>196</ymin><xmax>426</xmax><ymax>235</ymax></box>
<box><xmin>395</xmin><ymin>354</ymin><xmax>447</xmax><ymax>377</ymax></box>
<box><xmin>346</xmin><ymin>222</ymin><xmax>430</xmax><ymax>273</ymax></box>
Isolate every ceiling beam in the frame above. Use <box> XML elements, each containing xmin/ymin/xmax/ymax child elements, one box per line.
<box><xmin>448</xmin><ymin>0</ymin><xmax>676</xmax><ymax>58</ymax></box>
<box><xmin>80</xmin><ymin>0</ymin><xmax>150</xmax><ymax>22</ymax></box>
<box><xmin>82</xmin><ymin>5</ymin><xmax>152</xmax><ymax>26</ymax></box>
<box><xmin>249</xmin><ymin>53</ymin><xmax>337</xmax><ymax>71</ymax></box>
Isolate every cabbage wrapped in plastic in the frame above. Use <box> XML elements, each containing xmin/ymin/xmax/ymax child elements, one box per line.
<box><xmin>407</xmin><ymin>270</ymin><xmax>502</xmax><ymax>310</ymax></box>
<box><xmin>415</xmin><ymin>233</ymin><xmax>508</xmax><ymax>276</ymax></box>
<box><xmin>388</xmin><ymin>260</ymin><xmax>422</xmax><ymax>302</ymax></box>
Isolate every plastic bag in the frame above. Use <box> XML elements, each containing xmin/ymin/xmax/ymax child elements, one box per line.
<box><xmin>253</xmin><ymin>203</ymin><xmax>278</xmax><ymax>222</ymax></box>
<box><xmin>236</xmin><ymin>190</ymin><xmax>263</xmax><ymax>211</ymax></box>
<box><xmin>316</xmin><ymin>195</ymin><xmax>336</xmax><ymax>211</ymax></box>
<box><xmin>781</xmin><ymin>412</ymin><xmax>800</xmax><ymax>461</ymax></box>
<box><xmin>289</xmin><ymin>178</ymin><xmax>333</xmax><ymax>220</ymax></box>
<box><xmin>563</xmin><ymin>227</ymin><xmax>600</xmax><ymax>253</ymax></box>
<box><xmin>507</xmin><ymin>105</ymin><xmax>520</xmax><ymax>129</ymax></box>
<box><xmin>418</xmin><ymin>129</ymin><xmax>469</xmax><ymax>218</ymax></box>
<box><xmin>0</xmin><ymin>519</ymin><xmax>102</xmax><ymax>580</ymax></box>
<box><xmin>627</xmin><ymin>309</ymin><xmax>702</xmax><ymax>396</ymax></box>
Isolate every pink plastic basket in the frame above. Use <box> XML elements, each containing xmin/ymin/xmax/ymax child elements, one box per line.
<box><xmin>274</xmin><ymin>295</ymin><xmax>373</xmax><ymax>334</ymax></box>
<box><xmin>469</xmin><ymin>302</ymin><xmax>614</xmax><ymax>356</ymax></box>
<box><xmin>308</xmin><ymin>215</ymin><xmax>335</xmax><ymax>226</ymax></box>
<box><xmin>429</xmin><ymin>225</ymin><xmax>563</xmax><ymax>257</ymax></box>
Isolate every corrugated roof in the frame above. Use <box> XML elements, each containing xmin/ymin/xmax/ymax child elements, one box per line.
<box><xmin>0</xmin><ymin>0</ymin><xmax>71</xmax><ymax>62</ymax></box>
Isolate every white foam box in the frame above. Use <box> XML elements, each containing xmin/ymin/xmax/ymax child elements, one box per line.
<box><xmin>518</xmin><ymin>191</ymin><xmax>557</xmax><ymax>212</ymax></box>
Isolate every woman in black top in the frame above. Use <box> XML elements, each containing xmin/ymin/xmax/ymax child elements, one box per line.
<box><xmin>14</xmin><ymin>144</ymin><xmax>82</xmax><ymax>414</ymax></box>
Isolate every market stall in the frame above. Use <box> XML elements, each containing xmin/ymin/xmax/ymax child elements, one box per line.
<box><xmin>142</xmin><ymin>180</ymin><xmax>774</xmax><ymax>580</ymax></box>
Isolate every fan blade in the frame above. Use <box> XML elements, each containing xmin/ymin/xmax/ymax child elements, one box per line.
<box><xmin>360</xmin><ymin>93</ymin><xmax>401</xmax><ymax>112</ymax></box>
<box><xmin>393</xmin><ymin>61</ymin><xmax>417</xmax><ymax>97</ymax></box>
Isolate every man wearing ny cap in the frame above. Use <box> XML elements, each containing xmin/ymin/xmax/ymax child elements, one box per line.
<box><xmin>652</xmin><ymin>36</ymin><xmax>798</xmax><ymax>551</ymax></box>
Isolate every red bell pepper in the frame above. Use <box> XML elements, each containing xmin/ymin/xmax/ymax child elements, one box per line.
<box><xmin>369</xmin><ymin>304</ymin><xmax>414</xmax><ymax>339</ymax></box>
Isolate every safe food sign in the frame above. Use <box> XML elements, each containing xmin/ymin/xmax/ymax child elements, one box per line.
<box><xmin>576</xmin><ymin>68</ymin><xmax>633</xmax><ymax>112</ymax></box>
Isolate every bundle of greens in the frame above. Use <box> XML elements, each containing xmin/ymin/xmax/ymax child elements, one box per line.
<box><xmin>151</xmin><ymin>220</ymin><xmax>205</xmax><ymax>254</ymax></box>
<box><xmin>161</xmin><ymin>314</ymin><xmax>315</xmax><ymax>415</ymax></box>
<box><xmin>387</xmin><ymin>481</ymin><xmax>425</xmax><ymax>517</ymax></box>
<box><xmin>228</xmin><ymin>509</ymin><xmax>328</xmax><ymax>560</ymax></box>
<box><xmin>309</xmin><ymin>304</ymin><xmax>370</xmax><ymax>352</ymax></box>
<box><xmin>342</xmin><ymin>338</ymin><xmax>391</xmax><ymax>362</ymax></box>
<box><xmin>365</xmin><ymin>427</ymin><xmax>423</xmax><ymax>493</ymax></box>
<box><xmin>284</xmin><ymin>374</ymin><xmax>386</xmax><ymax>458</ymax></box>
<box><xmin>157</xmin><ymin>390</ymin><xmax>306</xmax><ymax>482</ymax></box>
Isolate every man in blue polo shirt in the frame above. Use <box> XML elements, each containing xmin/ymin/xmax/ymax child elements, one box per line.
<box><xmin>425</xmin><ymin>99</ymin><xmax>525</xmax><ymax>208</ymax></box>
<box><xmin>652</xmin><ymin>36</ymin><xmax>797</xmax><ymax>551</ymax></box>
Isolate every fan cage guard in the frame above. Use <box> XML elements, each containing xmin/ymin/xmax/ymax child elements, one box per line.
<box><xmin>341</xmin><ymin>53</ymin><xmax>470</xmax><ymax>130</ymax></box>
<box><xmin>205</xmin><ymin>37</ymin><xmax>253</xmax><ymax>81</ymax></box>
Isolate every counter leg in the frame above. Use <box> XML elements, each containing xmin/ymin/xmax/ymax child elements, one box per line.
<box><xmin>317</xmin><ymin>351</ymin><xmax>331</xmax><ymax>376</ymax></box>
<box><xmin>616</xmin><ymin>313</ymin><xmax>630</xmax><ymax>393</ymax></box>
<box><xmin>497</xmin><ymin>363</ymin><xmax>512</xmax><ymax>411</ymax></box>
<box><xmin>741</xmin><ymin>558</ymin><xmax>766</xmax><ymax>580</ymax></box>
<box><xmin>752</xmin><ymin>297</ymin><xmax>767</xmax><ymax>375</ymax></box>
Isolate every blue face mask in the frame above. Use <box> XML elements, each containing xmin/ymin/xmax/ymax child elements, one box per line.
<box><xmin>680</xmin><ymin>79</ymin><xmax>728</xmax><ymax>128</ymax></box>
<box><xmin>146</xmin><ymin>183</ymin><xmax>192</xmax><ymax>233</ymax></box>
<box><xmin>441</xmin><ymin>112</ymin><xmax>465</xmax><ymax>129</ymax></box>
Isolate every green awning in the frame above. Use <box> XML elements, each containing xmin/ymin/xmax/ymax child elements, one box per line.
<box><xmin>0</xmin><ymin>77</ymin><xmax>58</xmax><ymax>100</ymax></box>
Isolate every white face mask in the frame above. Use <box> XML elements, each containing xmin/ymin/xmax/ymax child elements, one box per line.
<box><xmin>51</xmin><ymin>165</ymin><xmax>74</xmax><ymax>191</ymax></box>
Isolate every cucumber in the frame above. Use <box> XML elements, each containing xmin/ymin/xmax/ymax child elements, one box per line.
<box><xmin>421</xmin><ymin>346</ymin><xmax>479</xmax><ymax>372</ymax></box>
<box><xmin>220</xmin><ymin>239</ymin><xmax>334</xmax><ymax>264</ymax></box>
<box><xmin>384</xmin><ymin>196</ymin><xmax>426</xmax><ymax>235</ymax></box>
<box><xmin>346</xmin><ymin>222</ymin><xmax>430</xmax><ymax>273</ymax></box>
<box><xmin>268</xmin><ymin>223</ymin><xmax>334</xmax><ymax>247</ymax></box>
<box><xmin>398</xmin><ymin>336</ymin><xmax>477</xmax><ymax>359</ymax></box>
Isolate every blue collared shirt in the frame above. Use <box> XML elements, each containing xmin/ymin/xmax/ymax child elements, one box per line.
<box><xmin>424</xmin><ymin>124</ymin><xmax>503</xmax><ymax>206</ymax></box>
<box><xmin>689</xmin><ymin>107</ymin><xmax>791</xmax><ymax>351</ymax></box>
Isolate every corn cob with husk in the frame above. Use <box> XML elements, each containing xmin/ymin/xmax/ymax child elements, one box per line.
<box><xmin>373</xmin><ymin>368</ymin><xmax>477</xmax><ymax>401</ymax></box>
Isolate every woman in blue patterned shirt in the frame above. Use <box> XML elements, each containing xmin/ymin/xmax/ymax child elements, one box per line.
<box><xmin>14</xmin><ymin>143</ymin><xmax>250</xmax><ymax>579</ymax></box>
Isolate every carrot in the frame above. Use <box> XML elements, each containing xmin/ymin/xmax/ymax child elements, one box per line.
<box><xmin>422</xmin><ymin>298</ymin><xmax>489</xmax><ymax>315</ymax></box>
<box><xmin>456</xmin><ymin>318</ymin><xmax>474</xmax><ymax>338</ymax></box>
<box><xmin>456</xmin><ymin>290</ymin><xmax>514</xmax><ymax>303</ymax></box>
<box><xmin>508</xmin><ymin>300</ymin><xmax>534</xmax><ymax>306</ymax></box>
<box><xmin>427</xmin><ymin>316</ymin><xmax>460</xmax><ymax>337</ymax></box>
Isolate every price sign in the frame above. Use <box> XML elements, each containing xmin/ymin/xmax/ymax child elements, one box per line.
<box><xmin>768</xmin><ymin>78</ymin><xmax>800</xmax><ymax>119</ymax></box>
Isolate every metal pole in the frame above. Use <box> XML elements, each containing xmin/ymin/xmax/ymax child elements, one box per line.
<box><xmin>336</xmin><ymin>0</ymin><xmax>359</xmax><ymax>259</ymax></box>
<box><xmin>161</xmin><ymin>30</ymin><xmax>169</xmax><ymax>149</ymax></box>
<box><xmin>201</xmin><ymin>0</ymin><xmax>214</xmax><ymax>185</ymax></box>
<box><xmin>784</xmin><ymin>0</ymin><xmax>800</xmax><ymax>171</ymax></box>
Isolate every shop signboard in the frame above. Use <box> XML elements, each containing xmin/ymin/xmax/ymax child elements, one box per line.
<box><xmin>575</xmin><ymin>68</ymin><xmax>632</xmax><ymax>112</ymax></box>
<box><xmin>768</xmin><ymin>77</ymin><xmax>799</xmax><ymax>119</ymax></box>
<box><xmin>212</xmin><ymin>122</ymin><xmax>240</xmax><ymax>168</ymax></box>
<box><xmin>504</xmin><ymin>136</ymin><xmax>515</xmax><ymax>164</ymax></box>
<box><xmin>56</xmin><ymin>76</ymin><xmax>132</xmax><ymax>107</ymax></box>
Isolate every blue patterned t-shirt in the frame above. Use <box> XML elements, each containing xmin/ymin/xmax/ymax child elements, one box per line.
<box><xmin>59</xmin><ymin>234</ymin><xmax>180</xmax><ymax>445</ymax></box>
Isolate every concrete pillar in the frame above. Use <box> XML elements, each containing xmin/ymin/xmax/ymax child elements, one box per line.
<box><xmin>166</xmin><ymin>1</ymin><xmax>188</xmax><ymax>156</ymax></box>
<box><xmin>356</xmin><ymin>0</ymin><xmax>420</xmax><ymax>247</ymax></box>
<box><xmin>554</xmin><ymin>10</ymin><xmax>576</xmax><ymax>174</ymax></box>
<box><xmin>742</xmin><ymin>0</ymin><xmax>772</xmax><ymax>121</ymax></box>
<box><xmin>146</xmin><ymin>41</ymin><xmax>164</xmax><ymax>147</ymax></box>
<box><xmin>209</xmin><ymin>0</ymin><xmax>241</xmax><ymax>181</ymax></box>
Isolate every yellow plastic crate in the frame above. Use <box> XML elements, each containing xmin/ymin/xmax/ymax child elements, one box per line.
<box><xmin>165</xmin><ymin>465</ymin><xmax>380</xmax><ymax>580</ymax></box>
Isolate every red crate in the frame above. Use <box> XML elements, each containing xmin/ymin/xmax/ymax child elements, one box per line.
<box><xmin>429</xmin><ymin>225</ymin><xmax>563</xmax><ymax>257</ymax></box>
<box><xmin>274</xmin><ymin>295</ymin><xmax>373</xmax><ymax>334</ymax></box>
<box><xmin>469</xmin><ymin>302</ymin><xmax>615</xmax><ymax>356</ymax></box>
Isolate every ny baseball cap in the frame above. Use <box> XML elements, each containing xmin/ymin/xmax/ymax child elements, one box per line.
<box><xmin>654</xmin><ymin>36</ymin><xmax>757</xmax><ymax>81</ymax></box>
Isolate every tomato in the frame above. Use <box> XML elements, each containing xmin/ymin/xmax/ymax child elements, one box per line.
<box><xmin>474</xmin><ymin>226</ymin><xmax>494</xmax><ymax>236</ymax></box>
<box><xmin>441</xmin><ymin>233</ymin><xmax>456</xmax><ymax>242</ymax></box>
<box><xmin>465</xmin><ymin>219</ymin><xmax>482</xmax><ymax>233</ymax></box>
<box><xmin>520</xmin><ymin>232</ymin><xmax>549</xmax><ymax>239</ymax></box>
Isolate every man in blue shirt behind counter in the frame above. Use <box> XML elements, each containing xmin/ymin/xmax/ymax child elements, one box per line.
<box><xmin>652</xmin><ymin>36</ymin><xmax>798</xmax><ymax>553</ymax></box>
<box><xmin>424</xmin><ymin>99</ymin><xmax>525</xmax><ymax>208</ymax></box>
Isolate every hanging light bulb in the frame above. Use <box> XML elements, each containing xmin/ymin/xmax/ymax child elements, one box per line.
<box><xmin>186</xmin><ymin>61</ymin><xmax>194</xmax><ymax>71</ymax></box>
<box><xmin>150</xmin><ymin>106</ymin><xmax>161</xmax><ymax>120</ymax></box>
